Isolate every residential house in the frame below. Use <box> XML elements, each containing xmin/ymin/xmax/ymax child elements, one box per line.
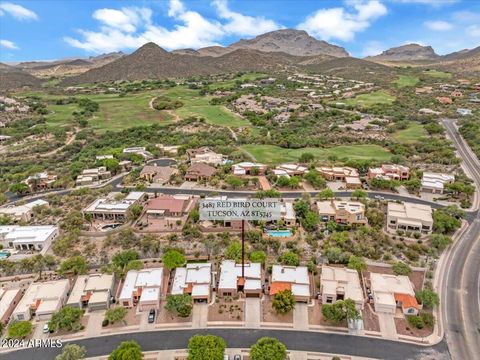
<box><xmin>270</xmin><ymin>265</ymin><xmax>310</xmax><ymax>302</ymax></box>
<box><xmin>25</xmin><ymin>172</ymin><xmax>57</xmax><ymax>191</ymax></box>
<box><xmin>320</xmin><ymin>266</ymin><xmax>364</xmax><ymax>310</ymax></box>
<box><xmin>11</xmin><ymin>279</ymin><xmax>70</xmax><ymax>321</ymax></box>
<box><xmin>187</xmin><ymin>147</ymin><xmax>224</xmax><ymax>166</ymax></box>
<box><xmin>218</xmin><ymin>260</ymin><xmax>262</xmax><ymax>298</ymax></box>
<box><xmin>95</xmin><ymin>155</ymin><xmax>114</xmax><ymax>161</ymax></box>
<box><xmin>368</xmin><ymin>164</ymin><xmax>410</xmax><ymax>181</ymax></box>
<box><xmin>139</xmin><ymin>165</ymin><xmax>178</xmax><ymax>184</ymax></box>
<box><xmin>232</xmin><ymin>162</ymin><xmax>267</xmax><ymax>176</ymax></box>
<box><xmin>67</xmin><ymin>274</ymin><xmax>115</xmax><ymax>310</ymax></box>
<box><xmin>0</xmin><ymin>225</ymin><xmax>58</xmax><ymax>253</ymax></box>
<box><xmin>457</xmin><ymin>108</ymin><xmax>472</xmax><ymax>116</ymax></box>
<box><xmin>76</xmin><ymin>166</ymin><xmax>111</xmax><ymax>186</ymax></box>
<box><xmin>123</xmin><ymin>147</ymin><xmax>153</xmax><ymax>160</ymax></box>
<box><xmin>185</xmin><ymin>163</ymin><xmax>216</xmax><ymax>181</ymax></box>
<box><xmin>143</xmin><ymin>195</ymin><xmax>196</xmax><ymax>220</ymax></box>
<box><xmin>0</xmin><ymin>199</ymin><xmax>48</xmax><ymax>222</ymax></box>
<box><xmin>370</xmin><ymin>273</ymin><xmax>420</xmax><ymax>315</ymax></box>
<box><xmin>119</xmin><ymin>160</ymin><xmax>132</xmax><ymax>171</ymax></box>
<box><xmin>436</xmin><ymin>96</ymin><xmax>453</xmax><ymax>105</ymax></box>
<box><xmin>0</xmin><ymin>135</ymin><xmax>12</xmax><ymax>142</ymax></box>
<box><xmin>317</xmin><ymin>200</ymin><xmax>367</xmax><ymax>226</ymax></box>
<box><xmin>82</xmin><ymin>191</ymin><xmax>145</xmax><ymax>222</ymax></box>
<box><xmin>317</xmin><ymin>166</ymin><xmax>359</xmax><ymax>182</ymax></box>
<box><xmin>280</xmin><ymin>200</ymin><xmax>296</xmax><ymax>227</ymax></box>
<box><xmin>119</xmin><ymin>268</ymin><xmax>164</xmax><ymax>311</ymax></box>
<box><xmin>415</xmin><ymin>87</ymin><xmax>433</xmax><ymax>94</ymax></box>
<box><xmin>387</xmin><ymin>202</ymin><xmax>433</xmax><ymax>234</ymax></box>
<box><xmin>0</xmin><ymin>288</ymin><xmax>23</xmax><ymax>325</ymax></box>
<box><xmin>421</xmin><ymin>172</ymin><xmax>455</xmax><ymax>194</ymax></box>
<box><xmin>171</xmin><ymin>263</ymin><xmax>212</xmax><ymax>302</ymax></box>
<box><xmin>450</xmin><ymin>90</ymin><xmax>463</xmax><ymax>98</ymax></box>
<box><xmin>273</xmin><ymin>164</ymin><xmax>308</xmax><ymax>177</ymax></box>
<box><xmin>419</xmin><ymin>108</ymin><xmax>442</xmax><ymax>115</ymax></box>
<box><xmin>156</xmin><ymin>144</ymin><xmax>181</xmax><ymax>155</ymax></box>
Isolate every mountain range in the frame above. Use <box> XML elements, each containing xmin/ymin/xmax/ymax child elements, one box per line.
<box><xmin>1</xmin><ymin>29</ymin><xmax>479</xmax><ymax>90</ymax></box>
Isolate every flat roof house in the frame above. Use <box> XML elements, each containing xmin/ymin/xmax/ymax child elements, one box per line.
<box><xmin>123</xmin><ymin>147</ymin><xmax>153</xmax><ymax>160</ymax></box>
<box><xmin>76</xmin><ymin>166</ymin><xmax>112</xmax><ymax>186</ymax></box>
<box><xmin>421</xmin><ymin>172</ymin><xmax>455</xmax><ymax>194</ymax></box>
<box><xmin>67</xmin><ymin>274</ymin><xmax>115</xmax><ymax>311</ymax></box>
<box><xmin>320</xmin><ymin>266</ymin><xmax>364</xmax><ymax>310</ymax></box>
<box><xmin>273</xmin><ymin>164</ymin><xmax>308</xmax><ymax>177</ymax></box>
<box><xmin>270</xmin><ymin>265</ymin><xmax>310</xmax><ymax>302</ymax></box>
<box><xmin>139</xmin><ymin>165</ymin><xmax>178</xmax><ymax>184</ymax></box>
<box><xmin>0</xmin><ymin>288</ymin><xmax>23</xmax><ymax>325</ymax></box>
<box><xmin>280</xmin><ymin>201</ymin><xmax>296</xmax><ymax>227</ymax></box>
<box><xmin>368</xmin><ymin>164</ymin><xmax>410</xmax><ymax>181</ymax></box>
<box><xmin>0</xmin><ymin>199</ymin><xmax>48</xmax><ymax>222</ymax></box>
<box><xmin>25</xmin><ymin>172</ymin><xmax>57</xmax><ymax>192</ymax></box>
<box><xmin>171</xmin><ymin>263</ymin><xmax>212</xmax><ymax>302</ymax></box>
<box><xmin>232</xmin><ymin>162</ymin><xmax>267</xmax><ymax>176</ymax></box>
<box><xmin>218</xmin><ymin>260</ymin><xmax>262</xmax><ymax>298</ymax></box>
<box><xmin>185</xmin><ymin>163</ymin><xmax>217</xmax><ymax>181</ymax></box>
<box><xmin>119</xmin><ymin>268</ymin><xmax>164</xmax><ymax>311</ymax></box>
<box><xmin>317</xmin><ymin>200</ymin><xmax>367</xmax><ymax>226</ymax></box>
<box><xmin>387</xmin><ymin>202</ymin><xmax>433</xmax><ymax>234</ymax></box>
<box><xmin>11</xmin><ymin>279</ymin><xmax>70</xmax><ymax>321</ymax></box>
<box><xmin>187</xmin><ymin>147</ymin><xmax>224</xmax><ymax>166</ymax></box>
<box><xmin>83</xmin><ymin>191</ymin><xmax>145</xmax><ymax>222</ymax></box>
<box><xmin>0</xmin><ymin>225</ymin><xmax>58</xmax><ymax>253</ymax></box>
<box><xmin>370</xmin><ymin>273</ymin><xmax>420</xmax><ymax>315</ymax></box>
<box><xmin>317</xmin><ymin>166</ymin><xmax>359</xmax><ymax>182</ymax></box>
<box><xmin>144</xmin><ymin>195</ymin><xmax>196</xmax><ymax>219</ymax></box>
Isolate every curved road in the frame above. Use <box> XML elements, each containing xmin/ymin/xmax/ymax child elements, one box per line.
<box><xmin>441</xmin><ymin>119</ymin><xmax>480</xmax><ymax>360</ymax></box>
<box><xmin>2</xmin><ymin>328</ymin><xmax>450</xmax><ymax>360</ymax></box>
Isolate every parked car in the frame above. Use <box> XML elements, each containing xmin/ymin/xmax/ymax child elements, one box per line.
<box><xmin>148</xmin><ymin>309</ymin><xmax>156</xmax><ymax>323</ymax></box>
<box><xmin>43</xmin><ymin>323</ymin><xmax>50</xmax><ymax>334</ymax></box>
<box><xmin>234</xmin><ymin>355</ymin><xmax>241</xmax><ymax>360</ymax></box>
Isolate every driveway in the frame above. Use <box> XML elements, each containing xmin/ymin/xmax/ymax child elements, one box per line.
<box><xmin>139</xmin><ymin>310</ymin><xmax>155</xmax><ymax>331</ymax></box>
<box><xmin>293</xmin><ymin>303</ymin><xmax>309</xmax><ymax>330</ymax></box>
<box><xmin>192</xmin><ymin>303</ymin><xmax>208</xmax><ymax>328</ymax></box>
<box><xmin>31</xmin><ymin>321</ymin><xmax>48</xmax><ymax>340</ymax></box>
<box><xmin>245</xmin><ymin>298</ymin><xmax>261</xmax><ymax>328</ymax></box>
<box><xmin>377</xmin><ymin>312</ymin><xmax>398</xmax><ymax>340</ymax></box>
<box><xmin>85</xmin><ymin>310</ymin><xmax>106</xmax><ymax>337</ymax></box>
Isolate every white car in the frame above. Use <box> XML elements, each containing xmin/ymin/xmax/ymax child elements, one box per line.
<box><xmin>43</xmin><ymin>323</ymin><xmax>50</xmax><ymax>334</ymax></box>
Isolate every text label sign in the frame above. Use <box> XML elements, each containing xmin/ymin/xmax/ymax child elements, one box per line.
<box><xmin>199</xmin><ymin>199</ymin><xmax>281</xmax><ymax>221</ymax></box>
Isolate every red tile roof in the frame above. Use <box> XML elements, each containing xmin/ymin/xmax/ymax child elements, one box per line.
<box><xmin>269</xmin><ymin>282</ymin><xmax>292</xmax><ymax>295</ymax></box>
<box><xmin>394</xmin><ymin>293</ymin><xmax>420</xmax><ymax>310</ymax></box>
<box><xmin>145</xmin><ymin>196</ymin><xmax>187</xmax><ymax>213</ymax></box>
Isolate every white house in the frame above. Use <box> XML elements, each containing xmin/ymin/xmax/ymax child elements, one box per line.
<box><xmin>67</xmin><ymin>274</ymin><xmax>115</xmax><ymax>310</ymax></box>
<box><xmin>421</xmin><ymin>172</ymin><xmax>455</xmax><ymax>194</ymax></box>
<box><xmin>119</xmin><ymin>268</ymin><xmax>164</xmax><ymax>311</ymax></box>
<box><xmin>320</xmin><ymin>266</ymin><xmax>364</xmax><ymax>310</ymax></box>
<box><xmin>0</xmin><ymin>225</ymin><xmax>58</xmax><ymax>253</ymax></box>
<box><xmin>270</xmin><ymin>265</ymin><xmax>310</xmax><ymax>302</ymax></box>
<box><xmin>218</xmin><ymin>260</ymin><xmax>262</xmax><ymax>297</ymax></box>
<box><xmin>171</xmin><ymin>263</ymin><xmax>212</xmax><ymax>302</ymax></box>
<box><xmin>0</xmin><ymin>199</ymin><xmax>48</xmax><ymax>222</ymax></box>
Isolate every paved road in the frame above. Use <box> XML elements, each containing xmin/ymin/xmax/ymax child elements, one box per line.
<box><xmin>441</xmin><ymin>119</ymin><xmax>480</xmax><ymax>360</ymax></box>
<box><xmin>3</xmin><ymin>328</ymin><xmax>450</xmax><ymax>360</ymax></box>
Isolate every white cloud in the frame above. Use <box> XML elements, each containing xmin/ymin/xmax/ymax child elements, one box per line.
<box><xmin>212</xmin><ymin>0</ymin><xmax>281</xmax><ymax>36</ymax></box>
<box><xmin>452</xmin><ymin>10</ymin><xmax>480</xmax><ymax>23</ymax></box>
<box><xmin>424</xmin><ymin>20</ymin><xmax>453</xmax><ymax>31</ymax></box>
<box><xmin>466</xmin><ymin>25</ymin><xmax>480</xmax><ymax>38</ymax></box>
<box><xmin>297</xmin><ymin>0</ymin><xmax>387</xmax><ymax>42</ymax></box>
<box><xmin>64</xmin><ymin>0</ymin><xmax>224</xmax><ymax>53</ymax></box>
<box><xmin>361</xmin><ymin>40</ymin><xmax>385</xmax><ymax>57</ymax></box>
<box><xmin>393</xmin><ymin>0</ymin><xmax>458</xmax><ymax>6</ymax></box>
<box><xmin>0</xmin><ymin>2</ymin><xmax>38</xmax><ymax>20</ymax></box>
<box><xmin>0</xmin><ymin>39</ymin><xmax>18</xmax><ymax>49</ymax></box>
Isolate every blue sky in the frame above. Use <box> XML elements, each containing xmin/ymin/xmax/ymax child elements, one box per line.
<box><xmin>0</xmin><ymin>0</ymin><xmax>479</xmax><ymax>62</ymax></box>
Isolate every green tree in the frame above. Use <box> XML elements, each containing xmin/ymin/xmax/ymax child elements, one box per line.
<box><xmin>112</xmin><ymin>250</ymin><xmax>139</xmax><ymax>269</ymax></box>
<box><xmin>392</xmin><ymin>262</ymin><xmax>412</xmax><ymax>276</ymax></box>
<box><xmin>105</xmin><ymin>307</ymin><xmax>127</xmax><ymax>324</ymax></box>
<box><xmin>127</xmin><ymin>204</ymin><xmax>143</xmax><ymax>221</ymax></box>
<box><xmin>225</xmin><ymin>241</ymin><xmax>242</xmax><ymax>262</ymax></box>
<box><xmin>165</xmin><ymin>294</ymin><xmax>193</xmax><ymax>317</ymax></box>
<box><xmin>433</xmin><ymin>206</ymin><xmax>464</xmax><ymax>234</ymax></box>
<box><xmin>272</xmin><ymin>289</ymin><xmax>296</xmax><ymax>314</ymax></box>
<box><xmin>301</xmin><ymin>211</ymin><xmax>319</xmax><ymax>231</ymax></box>
<box><xmin>304</xmin><ymin>170</ymin><xmax>326</xmax><ymax>189</ymax></box>
<box><xmin>109</xmin><ymin>340</ymin><xmax>143</xmax><ymax>360</ymax></box>
<box><xmin>8</xmin><ymin>321</ymin><xmax>32</xmax><ymax>339</ymax></box>
<box><xmin>103</xmin><ymin>158</ymin><xmax>120</xmax><ymax>173</ymax></box>
<box><xmin>416</xmin><ymin>289</ymin><xmax>439</xmax><ymax>309</ymax></box>
<box><xmin>56</xmin><ymin>344</ymin><xmax>86</xmax><ymax>360</ymax></box>
<box><xmin>250</xmin><ymin>337</ymin><xmax>287</xmax><ymax>360</ymax></box>
<box><xmin>226</xmin><ymin>175</ymin><xmax>243</xmax><ymax>189</ymax></box>
<box><xmin>322</xmin><ymin>299</ymin><xmax>360</xmax><ymax>324</ymax></box>
<box><xmin>162</xmin><ymin>249</ymin><xmax>186</xmax><ymax>271</ymax></box>
<box><xmin>351</xmin><ymin>189</ymin><xmax>367</xmax><ymax>199</ymax></box>
<box><xmin>299</xmin><ymin>152</ymin><xmax>315</xmax><ymax>163</ymax></box>
<box><xmin>317</xmin><ymin>188</ymin><xmax>335</xmax><ymax>199</ymax></box>
<box><xmin>187</xmin><ymin>334</ymin><xmax>226</xmax><ymax>360</ymax></box>
<box><xmin>49</xmin><ymin>306</ymin><xmax>84</xmax><ymax>332</ymax></box>
<box><xmin>347</xmin><ymin>255</ymin><xmax>367</xmax><ymax>273</ymax></box>
<box><xmin>59</xmin><ymin>256</ymin><xmax>88</xmax><ymax>275</ymax></box>
<box><xmin>430</xmin><ymin>234</ymin><xmax>452</xmax><ymax>252</ymax></box>
<box><xmin>9</xmin><ymin>182</ymin><xmax>29</xmax><ymax>195</ymax></box>
<box><xmin>278</xmin><ymin>251</ymin><xmax>299</xmax><ymax>266</ymax></box>
<box><xmin>250</xmin><ymin>250</ymin><xmax>267</xmax><ymax>264</ymax></box>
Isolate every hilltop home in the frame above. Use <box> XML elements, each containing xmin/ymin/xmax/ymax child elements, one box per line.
<box><xmin>273</xmin><ymin>164</ymin><xmax>308</xmax><ymax>177</ymax></box>
<box><xmin>0</xmin><ymin>288</ymin><xmax>23</xmax><ymax>325</ymax></box>
<box><xmin>156</xmin><ymin>144</ymin><xmax>181</xmax><ymax>155</ymax></box>
<box><xmin>25</xmin><ymin>172</ymin><xmax>57</xmax><ymax>191</ymax></box>
<box><xmin>232</xmin><ymin>162</ymin><xmax>267</xmax><ymax>176</ymax></box>
<box><xmin>123</xmin><ymin>147</ymin><xmax>153</xmax><ymax>160</ymax></box>
<box><xmin>139</xmin><ymin>165</ymin><xmax>178</xmax><ymax>184</ymax></box>
<box><xmin>218</xmin><ymin>260</ymin><xmax>262</xmax><ymax>298</ymax></box>
<box><xmin>436</xmin><ymin>96</ymin><xmax>453</xmax><ymax>105</ymax></box>
<box><xmin>421</xmin><ymin>172</ymin><xmax>455</xmax><ymax>194</ymax></box>
<box><xmin>320</xmin><ymin>266</ymin><xmax>364</xmax><ymax>310</ymax></box>
<box><xmin>76</xmin><ymin>166</ymin><xmax>111</xmax><ymax>186</ymax></box>
<box><xmin>317</xmin><ymin>166</ymin><xmax>361</xmax><ymax>188</ymax></box>
<box><xmin>187</xmin><ymin>147</ymin><xmax>224</xmax><ymax>166</ymax></box>
<box><xmin>387</xmin><ymin>202</ymin><xmax>433</xmax><ymax>234</ymax></box>
<box><xmin>0</xmin><ymin>225</ymin><xmax>58</xmax><ymax>253</ymax></box>
<box><xmin>316</xmin><ymin>200</ymin><xmax>367</xmax><ymax>226</ymax></box>
<box><xmin>270</xmin><ymin>265</ymin><xmax>310</xmax><ymax>302</ymax></box>
<box><xmin>185</xmin><ymin>163</ymin><xmax>217</xmax><ymax>181</ymax></box>
<box><xmin>370</xmin><ymin>273</ymin><xmax>420</xmax><ymax>315</ymax></box>
<box><xmin>11</xmin><ymin>279</ymin><xmax>70</xmax><ymax>321</ymax></box>
<box><xmin>67</xmin><ymin>274</ymin><xmax>115</xmax><ymax>310</ymax></box>
<box><xmin>82</xmin><ymin>191</ymin><xmax>145</xmax><ymax>222</ymax></box>
<box><xmin>119</xmin><ymin>268</ymin><xmax>164</xmax><ymax>311</ymax></box>
<box><xmin>0</xmin><ymin>199</ymin><xmax>48</xmax><ymax>222</ymax></box>
<box><xmin>456</xmin><ymin>108</ymin><xmax>472</xmax><ymax>116</ymax></box>
<box><xmin>368</xmin><ymin>164</ymin><xmax>410</xmax><ymax>181</ymax></box>
<box><xmin>171</xmin><ymin>263</ymin><xmax>212</xmax><ymax>302</ymax></box>
<box><xmin>143</xmin><ymin>195</ymin><xmax>196</xmax><ymax>219</ymax></box>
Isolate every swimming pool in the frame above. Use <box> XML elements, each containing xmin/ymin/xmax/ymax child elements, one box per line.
<box><xmin>266</xmin><ymin>229</ymin><xmax>292</xmax><ymax>237</ymax></box>
<box><xmin>0</xmin><ymin>251</ymin><xmax>10</xmax><ymax>259</ymax></box>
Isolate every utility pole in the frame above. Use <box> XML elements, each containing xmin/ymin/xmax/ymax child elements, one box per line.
<box><xmin>241</xmin><ymin>219</ymin><xmax>245</xmax><ymax>278</ymax></box>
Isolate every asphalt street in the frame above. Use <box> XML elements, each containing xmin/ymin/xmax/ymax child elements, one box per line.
<box><xmin>2</xmin><ymin>328</ymin><xmax>450</xmax><ymax>360</ymax></box>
